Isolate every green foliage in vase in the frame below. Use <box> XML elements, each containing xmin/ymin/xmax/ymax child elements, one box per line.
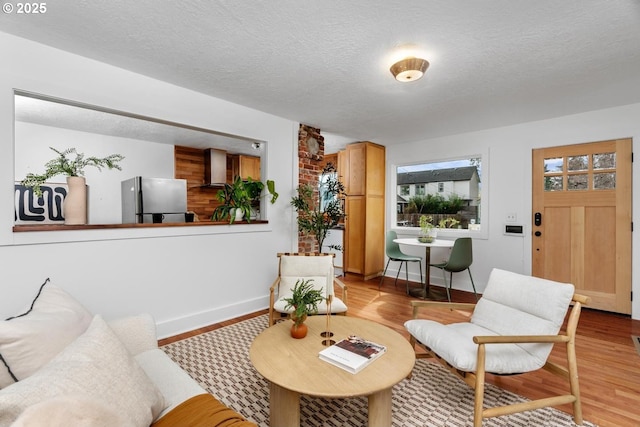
<box><xmin>212</xmin><ymin>176</ymin><xmax>278</xmax><ymax>224</ymax></box>
<box><xmin>282</xmin><ymin>278</ymin><xmax>325</xmax><ymax>325</ymax></box>
<box><xmin>290</xmin><ymin>163</ymin><xmax>345</xmax><ymax>252</ymax></box>
<box><xmin>21</xmin><ymin>147</ymin><xmax>124</xmax><ymax>197</ymax></box>
<box><xmin>419</xmin><ymin>215</ymin><xmax>434</xmax><ymax>234</ymax></box>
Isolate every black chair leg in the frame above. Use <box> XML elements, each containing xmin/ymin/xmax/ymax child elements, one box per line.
<box><xmin>468</xmin><ymin>268</ymin><xmax>478</xmax><ymax>301</ymax></box>
<box><xmin>404</xmin><ymin>261</ymin><xmax>410</xmax><ymax>290</ymax></box>
<box><xmin>442</xmin><ymin>268</ymin><xmax>451</xmax><ymax>303</ymax></box>
<box><xmin>379</xmin><ymin>259</ymin><xmax>391</xmax><ymax>289</ymax></box>
<box><xmin>394</xmin><ymin>261</ymin><xmax>403</xmax><ymax>288</ymax></box>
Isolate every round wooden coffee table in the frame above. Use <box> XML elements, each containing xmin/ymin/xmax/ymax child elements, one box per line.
<box><xmin>250</xmin><ymin>315</ymin><xmax>415</xmax><ymax>427</ymax></box>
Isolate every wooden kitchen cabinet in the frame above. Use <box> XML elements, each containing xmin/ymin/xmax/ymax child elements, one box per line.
<box><xmin>343</xmin><ymin>141</ymin><xmax>385</xmax><ymax>280</ymax></box>
<box><xmin>230</xmin><ymin>154</ymin><xmax>261</xmax><ymax>181</ymax></box>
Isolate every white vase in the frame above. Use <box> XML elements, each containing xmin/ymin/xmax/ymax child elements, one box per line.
<box><xmin>63</xmin><ymin>176</ymin><xmax>87</xmax><ymax>225</ymax></box>
<box><xmin>234</xmin><ymin>208</ymin><xmax>244</xmax><ymax>222</ymax></box>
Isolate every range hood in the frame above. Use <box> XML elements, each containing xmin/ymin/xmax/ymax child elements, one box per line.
<box><xmin>204</xmin><ymin>148</ymin><xmax>227</xmax><ymax>186</ymax></box>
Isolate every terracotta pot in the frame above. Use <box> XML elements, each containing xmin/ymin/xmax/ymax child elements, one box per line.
<box><xmin>290</xmin><ymin>322</ymin><xmax>308</xmax><ymax>339</ymax></box>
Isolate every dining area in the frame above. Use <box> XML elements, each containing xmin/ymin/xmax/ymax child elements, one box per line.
<box><xmin>380</xmin><ymin>230</ymin><xmax>478</xmax><ymax>302</ymax></box>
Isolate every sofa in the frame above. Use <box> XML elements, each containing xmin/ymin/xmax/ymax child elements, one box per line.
<box><xmin>0</xmin><ymin>279</ymin><xmax>256</xmax><ymax>427</ymax></box>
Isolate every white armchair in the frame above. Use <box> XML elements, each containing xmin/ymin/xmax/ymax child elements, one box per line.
<box><xmin>269</xmin><ymin>253</ymin><xmax>347</xmax><ymax>326</ymax></box>
<box><xmin>405</xmin><ymin>268</ymin><xmax>590</xmax><ymax>426</ymax></box>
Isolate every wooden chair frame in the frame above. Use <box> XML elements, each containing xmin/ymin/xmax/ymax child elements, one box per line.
<box><xmin>269</xmin><ymin>252</ymin><xmax>348</xmax><ymax>326</ymax></box>
<box><xmin>408</xmin><ymin>293</ymin><xmax>590</xmax><ymax>426</ymax></box>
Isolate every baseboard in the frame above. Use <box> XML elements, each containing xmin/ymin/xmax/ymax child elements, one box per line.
<box><xmin>155</xmin><ymin>295</ymin><xmax>267</xmax><ymax>340</ymax></box>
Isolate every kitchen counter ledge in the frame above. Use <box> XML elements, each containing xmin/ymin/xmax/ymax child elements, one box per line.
<box><xmin>13</xmin><ymin>220</ymin><xmax>268</xmax><ymax>232</ymax></box>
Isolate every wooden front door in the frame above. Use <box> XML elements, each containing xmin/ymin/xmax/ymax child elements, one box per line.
<box><xmin>532</xmin><ymin>138</ymin><xmax>632</xmax><ymax>314</ymax></box>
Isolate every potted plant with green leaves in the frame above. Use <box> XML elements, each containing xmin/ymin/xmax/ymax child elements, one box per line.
<box><xmin>282</xmin><ymin>278</ymin><xmax>324</xmax><ymax>339</ymax></box>
<box><xmin>418</xmin><ymin>215</ymin><xmax>437</xmax><ymax>243</ymax></box>
<box><xmin>20</xmin><ymin>147</ymin><xmax>124</xmax><ymax>225</ymax></box>
<box><xmin>212</xmin><ymin>176</ymin><xmax>278</xmax><ymax>224</ymax></box>
<box><xmin>243</xmin><ymin>177</ymin><xmax>279</xmax><ymax>220</ymax></box>
<box><xmin>290</xmin><ymin>163</ymin><xmax>345</xmax><ymax>252</ymax></box>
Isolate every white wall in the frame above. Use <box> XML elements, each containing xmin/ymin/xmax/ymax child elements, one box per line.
<box><xmin>0</xmin><ymin>32</ymin><xmax>299</xmax><ymax>338</ymax></box>
<box><xmin>387</xmin><ymin>103</ymin><xmax>640</xmax><ymax>320</ymax></box>
<box><xmin>15</xmin><ymin>122</ymin><xmax>175</xmax><ymax>224</ymax></box>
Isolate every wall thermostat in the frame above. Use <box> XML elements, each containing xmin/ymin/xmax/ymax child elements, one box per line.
<box><xmin>504</xmin><ymin>224</ymin><xmax>525</xmax><ymax>236</ymax></box>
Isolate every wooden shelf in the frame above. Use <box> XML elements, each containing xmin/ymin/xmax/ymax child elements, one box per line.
<box><xmin>13</xmin><ymin>220</ymin><xmax>268</xmax><ymax>232</ymax></box>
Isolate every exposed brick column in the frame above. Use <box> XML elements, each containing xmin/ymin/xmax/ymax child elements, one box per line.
<box><xmin>297</xmin><ymin>124</ymin><xmax>324</xmax><ymax>252</ymax></box>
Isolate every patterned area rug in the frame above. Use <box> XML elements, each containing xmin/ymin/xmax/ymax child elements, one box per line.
<box><xmin>161</xmin><ymin>315</ymin><xmax>595</xmax><ymax>427</ymax></box>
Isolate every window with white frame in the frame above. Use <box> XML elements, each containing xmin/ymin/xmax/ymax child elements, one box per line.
<box><xmin>396</xmin><ymin>157</ymin><xmax>483</xmax><ymax>231</ymax></box>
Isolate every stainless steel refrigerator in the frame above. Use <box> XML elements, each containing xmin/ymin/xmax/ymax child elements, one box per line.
<box><xmin>121</xmin><ymin>177</ymin><xmax>187</xmax><ymax>223</ymax></box>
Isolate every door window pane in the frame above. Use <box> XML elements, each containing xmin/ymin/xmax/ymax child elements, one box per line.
<box><xmin>568</xmin><ymin>155</ymin><xmax>588</xmax><ymax>171</ymax></box>
<box><xmin>594</xmin><ymin>152</ymin><xmax>616</xmax><ymax>170</ymax></box>
<box><xmin>545</xmin><ymin>176</ymin><xmax>563</xmax><ymax>191</ymax></box>
<box><xmin>568</xmin><ymin>174</ymin><xmax>588</xmax><ymax>190</ymax></box>
<box><xmin>544</xmin><ymin>157</ymin><xmax>563</xmax><ymax>173</ymax></box>
<box><xmin>594</xmin><ymin>172</ymin><xmax>616</xmax><ymax>189</ymax></box>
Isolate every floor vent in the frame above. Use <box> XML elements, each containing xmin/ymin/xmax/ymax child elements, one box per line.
<box><xmin>632</xmin><ymin>335</ymin><xmax>640</xmax><ymax>356</ymax></box>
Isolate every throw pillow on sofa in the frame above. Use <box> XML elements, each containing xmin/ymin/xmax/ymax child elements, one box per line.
<box><xmin>11</xmin><ymin>395</ymin><xmax>135</xmax><ymax>427</ymax></box>
<box><xmin>0</xmin><ymin>279</ymin><xmax>92</xmax><ymax>388</ymax></box>
<box><xmin>0</xmin><ymin>315</ymin><xmax>165</xmax><ymax>427</ymax></box>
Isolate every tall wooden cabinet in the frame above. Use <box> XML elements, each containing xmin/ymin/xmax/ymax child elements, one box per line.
<box><xmin>341</xmin><ymin>141</ymin><xmax>385</xmax><ymax>280</ymax></box>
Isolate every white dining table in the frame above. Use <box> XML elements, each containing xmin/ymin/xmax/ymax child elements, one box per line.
<box><xmin>393</xmin><ymin>238</ymin><xmax>455</xmax><ymax>299</ymax></box>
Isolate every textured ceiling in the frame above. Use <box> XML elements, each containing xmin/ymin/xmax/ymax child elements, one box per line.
<box><xmin>2</xmin><ymin>1</ymin><xmax>640</xmax><ymax>151</ymax></box>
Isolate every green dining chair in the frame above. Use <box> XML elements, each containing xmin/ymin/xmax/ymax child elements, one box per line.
<box><xmin>430</xmin><ymin>237</ymin><xmax>478</xmax><ymax>302</ymax></box>
<box><xmin>379</xmin><ymin>230</ymin><xmax>422</xmax><ymax>294</ymax></box>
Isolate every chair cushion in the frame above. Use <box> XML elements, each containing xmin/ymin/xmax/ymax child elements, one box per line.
<box><xmin>471</xmin><ymin>268</ymin><xmax>574</xmax><ymax>363</ymax></box>
<box><xmin>405</xmin><ymin>268</ymin><xmax>575</xmax><ymax>374</ymax></box>
<box><xmin>273</xmin><ymin>296</ymin><xmax>348</xmax><ymax>315</ymax></box>
<box><xmin>273</xmin><ymin>275</ymin><xmax>347</xmax><ymax>315</ymax></box>
<box><xmin>404</xmin><ymin>320</ymin><xmax>547</xmax><ymax>373</ymax></box>
<box><xmin>280</xmin><ymin>256</ymin><xmax>334</xmax><ymax>288</ymax></box>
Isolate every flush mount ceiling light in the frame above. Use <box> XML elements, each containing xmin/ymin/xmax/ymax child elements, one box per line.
<box><xmin>390</xmin><ymin>57</ymin><xmax>429</xmax><ymax>82</ymax></box>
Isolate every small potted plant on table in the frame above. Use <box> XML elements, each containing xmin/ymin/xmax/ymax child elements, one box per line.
<box><xmin>282</xmin><ymin>279</ymin><xmax>324</xmax><ymax>339</ymax></box>
<box><xmin>418</xmin><ymin>215</ymin><xmax>437</xmax><ymax>243</ymax></box>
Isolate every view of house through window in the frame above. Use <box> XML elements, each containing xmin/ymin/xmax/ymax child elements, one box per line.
<box><xmin>396</xmin><ymin>158</ymin><xmax>481</xmax><ymax>230</ymax></box>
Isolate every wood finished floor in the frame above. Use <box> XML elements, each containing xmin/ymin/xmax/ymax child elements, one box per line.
<box><xmin>160</xmin><ymin>274</ymin><xmax>640</xmax><ymax>427</ymax></box>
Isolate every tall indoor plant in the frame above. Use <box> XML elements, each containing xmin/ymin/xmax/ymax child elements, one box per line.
<box><xmin>290</xmin><ymin>163</ymin><xmax>345</xmax><ymax>252</ymax></box>
<box><xmin>20</xmin><ymin>147</ymin><xmax>124</xmax><ymax>225</ymax></box>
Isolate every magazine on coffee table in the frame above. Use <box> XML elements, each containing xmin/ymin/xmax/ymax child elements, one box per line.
<box><xmin>318</xmin><ymin>335</ymin><xmax>387</xmax><ymax>374</ymax></box>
